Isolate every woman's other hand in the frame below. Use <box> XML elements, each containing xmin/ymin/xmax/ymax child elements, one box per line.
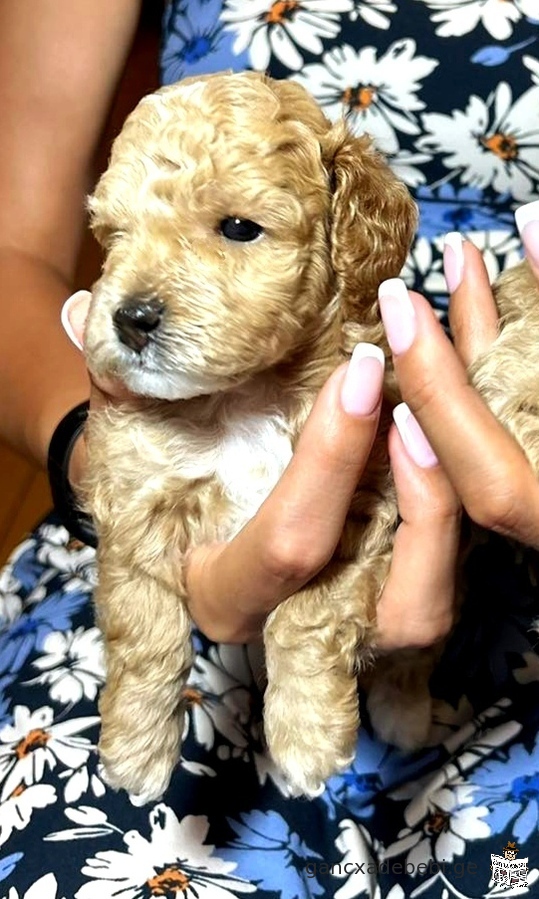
<box><xmin>378</xmin><ymin>204</ymin><xmax>539</xmax><ymax>553</ymax></box>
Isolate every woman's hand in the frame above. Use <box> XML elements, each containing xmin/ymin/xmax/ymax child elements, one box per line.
<box><xmin>378</xmin><ymin>202</ymin><xmax>539</xmax><ymax>553</ymax></box>
<box><xmin>185</xmin><ymin>351</ymin><xmax>461</xmax><ymax>646</ymax></box>
<box><xmin>64</xmin><ymin>290</ymin><xmax>461</xmax><ymax>647</ymax></box>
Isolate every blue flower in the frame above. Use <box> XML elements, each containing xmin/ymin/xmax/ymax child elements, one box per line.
<box><xmin>471</xmin><ymin>37</ymin><xmax>536</xmax><ymax>67</ymax></box>
<box><xmin>0</xmin><ymin>588</ymin><xmax>88</xmax><ymax>675</ymax></box>
<box><xmin>222</xmin><ymin>810</ymin><xmax>324</xmax><ymax>897</ymax></box>
<box><xmin>0</xmin><ymin>852</ymin><xmax>23</xmax><ymax>883</ymax></box>
<box><xmin>471</xmin><ymin>736</ymin><xmax>539</xmax><ymax>842</ymax></box>
<box><xmin>322</xmin><ymin>727</ymin><xmax>440</xmax><ymax>821</ymax></box>
<box><xmin>161</xmin><ymin>0</ymin><xmax>249</xmax><ymax>85</ymax></box>
<box><xmin>10</xmin><ymin>540</ymin><xmax>44</xmax><ymax>594</ymax></box>
<box><xmin>416</xmin><ymin>183</ymin><xmax>514</xmax><ymax>240</ymax></box>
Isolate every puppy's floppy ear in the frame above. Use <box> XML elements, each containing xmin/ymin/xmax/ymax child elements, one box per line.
<box><xmin>322</xmin><ymin>122</ymin><xmax>417</xmax><ymax>338</ymax></box>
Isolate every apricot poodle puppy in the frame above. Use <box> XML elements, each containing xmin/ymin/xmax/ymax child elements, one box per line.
<box><xmin>82</xmin><ymin>71</ymin><xmax>539</xmax><ymax>802</ymax></box>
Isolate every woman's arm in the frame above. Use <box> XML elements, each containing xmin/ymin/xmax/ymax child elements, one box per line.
<box><xmin>0</xmin><ymin>0</ymin><xmax>142</xmax><ymax>466</ymax></box>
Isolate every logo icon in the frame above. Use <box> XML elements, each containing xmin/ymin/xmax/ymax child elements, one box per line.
<box><xmin>490</xmin><ymin>841</ymin><xmax>529</xmax><ymax>890</ymax></box>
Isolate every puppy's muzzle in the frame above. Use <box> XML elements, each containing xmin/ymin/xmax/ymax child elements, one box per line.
<box><xmin>113</xmin><ymin>295</ymin><xmax>164</xmax><ymax>353</ymax></box>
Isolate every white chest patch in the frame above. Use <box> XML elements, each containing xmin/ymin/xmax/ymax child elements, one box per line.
<box><xmin>215</xmin><ymin>411</ymin><xmax>294</xmax><ymax>538</ymax></box>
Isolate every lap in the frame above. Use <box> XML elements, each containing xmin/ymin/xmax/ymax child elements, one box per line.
<box><xmin>1</xmin><ymin>518</ymin><xmax>538</xmax><ymax>898</ymax></box>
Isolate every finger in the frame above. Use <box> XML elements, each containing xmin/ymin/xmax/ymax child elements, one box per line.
<box><xmin>61</xmin><ymin>289</ymin><xmax>91</xmax><ymax>350</ymax></box>
<box><xmin>445</xmin><ymin>234</ymin><xmax>499</xmax><ymax>366</ymax></box>
<box><xmin>378</xmin><ymin>278</ymin><xmax>539</xmax><ymax>548</ymax></box>
<box><xmin>376</xmin><ymin>421</ymin><xmax>461</xmax><ymax>653</ymax></box>
<box><xmin>516</xmin><ymin>200</ymin><xmax>539</xmax><ymax>282</ymax></box>
<box><xmin>61</xmin><ymin>290</ymin><xmax>136</xmax><ymax>403</ymax></box>
<box><xmin>186</xmin><ymin>343</ymin><xmax>386</xmax><ymax>642</ymax></box>
<box><xmin>263</xmin><ymin>343</ymin><xmax>385</xmax><ymax>566</ymax></box>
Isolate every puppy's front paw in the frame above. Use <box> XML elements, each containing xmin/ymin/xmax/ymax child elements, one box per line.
<box><xmin>99</xmin><ymin>702</ymin><xmax>185</xmax><ymax>802</ymax></box>
<box><xmin>264</xmin><ymin>678</ymin><xmax>358</xmax><ymax>797</ymax></box>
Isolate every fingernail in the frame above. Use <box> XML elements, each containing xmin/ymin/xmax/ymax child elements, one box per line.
<box><xmin>443</xmin><ymin>232</ymin><xmax>464</xmax><ymax>293</ymax></box>
<box><xmin>515</xmin><ymin>200</ymin><xmax>539</xmax><ymax>266</ymax></box>
<box><xmin>61</xmin><ymin>290</ymin><xmax>91</xmax><ymax>351</ymax></box>
<box><xmin>378</xmin><ymin>278</ymin><xmax>416</xmax><ymax>355</ymax></box>
<box><xmin>341</xmin><ymin>343</ymin><xmax>385</xmax><ymax>416</ymax></box>
<box><xmin>393</xmin><ymin>403</ymin><xmax>439</xmax><ymax>469</ymax></box>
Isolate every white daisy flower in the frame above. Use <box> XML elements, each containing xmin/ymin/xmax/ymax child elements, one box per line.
<box><xmin>524</xmin><ymin>54</ymin><xmax>539</xmax><ymax>86</ymax></box>
<box><xmin>36</xmin><ymin>526</ymin><xmax>97</xmax><ymax>587</ymax></box>
<box><xmin>0</xmin><ymin>591</ymin><xmax>22</xmax><ymax>628</ymax></box>
<box><xmin>401</xmin><ymin>235</ymin><xmax>445</xmax><ymax>300</ymax></box>
<box><xmin>385</xmin><ymin>781</ymin><xmax>490</xmax><ymax>870</ymax></box>
<box><xmin>184</xmin><ymin>646</ymin><xmax>254</xmax><ymax>751</ymax></box>
<box><xmin>331</xmin><ymin>819</ymin><xmax>400</xmax><ymax>899</ymax></box>
<box><xmin>294</xmin><ymin>40</ymin><xmax>437</xmax><ymax>154</ymax></box>
<box><xmin>418</xmin><ymin>83</ymin><xmax>539</xmax><ymax>203</ymax></box>
<box><xmin>462</xmin><ymin>230</ymin><xmax>522</xmax><ymax>284</ymax></box>
<box><xmin>3</xmin><ymin>874</ymin><xmax>65</xmax><ymax>899</ymax></box>
<box><xmin>418</xmin><ymin>0</ymin><xmax>536</xmax><ymax>41</ymax></box>
<box><xmin>403</xmin><ymin>229</ymin><xmax>521</xmax><ymax>302</ymax></box>
<box><xmin>0</xmin><ymin>782</ymin><xmax>56</xmax><ymax>847</ymax></box>
<box><xmin>221</xmin><ymin>0</ymin><xmax>353</xmax><ymax>72</ymax></box>
<box><xmin>349</xmin><ymin>1</ymin><xmax>396</xmax><ymax>28</ymax></box>
<box><xmin>76</xmin><ymin>803</ymin><xmax>256</xmax><ymax>898</ymax></box>
<box><xmin>60</xmin><ymin>761</ymin><xmax>107</xmax><ymax>804</ymax></box>
<box><xmin>0</xmin><ymin>705</ymin><xmax>99</xmax><ymax>801</ymax></box>
<box><xmin>389</xmin><ymin>149</ymin><xmax>431</xmax><ymax>187</ymax></box>
<box><xmin>27</xmin><ymin>627</ymin><xmax>105</xmax><ymax>705</ymax></box>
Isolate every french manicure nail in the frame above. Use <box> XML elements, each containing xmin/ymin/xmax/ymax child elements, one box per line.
<box><xmin>341</xmin><ymin>343</ymin><xmax>385</xmax><ymax>417</ymax></box>
<box><xmin>393</xmin><ymin>403</ymin><xmax>439</xmax><ymax>469</ymax></box>
<box><xmin>61</xmin><ymin>290</ymin><xmax>91</xmax><ymax>351</ymax></box>
<box><xmin>378</xmin><ymin>278</ymin><xmax>416</xmax><ymax>355</ymax></box>
<box><xmin>443</xmin><ymin>232</ymin><xmax>464</xmax><ymax>293</ymax></box>
<box><xmin>515</xmin><ymin>200</ymin><xmax>539</xmax><ymax>266</ymax></box>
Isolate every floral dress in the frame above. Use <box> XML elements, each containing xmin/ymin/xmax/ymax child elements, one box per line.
<box><xmin>2</xmin><ymin>3</ymin><xmax>539</xmax><ymax>898</ymax></box>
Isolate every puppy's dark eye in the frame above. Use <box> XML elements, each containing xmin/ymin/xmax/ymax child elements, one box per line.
<box><xmin>219</xmin><ymin>217</ymin><xmax>263</xmax><ymax>242</ymax></box>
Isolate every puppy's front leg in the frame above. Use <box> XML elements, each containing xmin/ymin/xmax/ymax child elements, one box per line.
<box><xmin>95</xmin><ymin>554</ymin><xmax>192</xmax><ymax>802</ymax></box>
<box><xmin>263</xmin><ymin>557</ymin><xmax>384</xmax><ymax>797</ymax></box>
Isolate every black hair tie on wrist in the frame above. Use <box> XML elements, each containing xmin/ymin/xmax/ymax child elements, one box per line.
<box><xmin>47</xmin><ymin>400</ymin><xmax>98</xmax><ymax>548</ymax></box>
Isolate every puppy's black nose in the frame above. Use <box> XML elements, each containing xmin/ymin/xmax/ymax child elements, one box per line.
<box><xmin>113</xmin><ymin>295</ymin><xmax>164</xmax><ymax>352</ymax></box>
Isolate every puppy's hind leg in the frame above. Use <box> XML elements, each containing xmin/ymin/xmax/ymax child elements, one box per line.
<box><xmin>95</xmin><ymin>557</ymin><xmax>192</xmax><ymax>803</ymax></box>
<box><xmin>365</xmin><ymin>647</ymin><xmax>440</xmax><ymax>751</ymax></box>
<box><xmin>471</xmin><ymin>263</ymin><xmax>539</xmax><ymax>478</ymax></box>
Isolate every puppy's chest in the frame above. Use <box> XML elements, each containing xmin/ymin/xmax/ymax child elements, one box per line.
<box><xmin>166</xmin><ymin>409</ymin><xmax>295</xmax><ymax>541</ymax></box>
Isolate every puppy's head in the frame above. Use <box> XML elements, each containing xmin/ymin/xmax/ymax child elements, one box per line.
<box><xmin>85</xmin><ymin>72</ymin><xmax>416</xmax><ymax>400</ymax></box>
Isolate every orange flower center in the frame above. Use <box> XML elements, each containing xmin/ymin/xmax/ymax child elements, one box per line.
<box><xmin>15</xmin><ymin>728</ymin><xmax>51</xmax><ymax>760</ymax></box>
<box><xmin>481</xmin><ymin>132</ymin><xmax>518</xmax><ymax>160</ymax></box>
<box><xmin>424</xmin><ymin>810</ymin><xmax>450</xmax><ymax>835</ymax></box>
<box><xmin>147</xmin><ymin>867</ymin><xmax>190</xmax><ymax>895</ymax></box>
<box><xmin>182</xmin><ymin>687</ymin><xmax>203</xmax><ymax>706</ymax></box>
<box><xmin>265</xmin><ymin>1</ymin><xmax>300</xmax><ymax>25</ymax></box>
<box><xmin>342</xmin><ymin>85</ymin><xmax>377</xmax><ymax>111</ymax></box>
<box><xmin>10</xmin><ymin>783</ymin><xmax>26</xmax><ymax>799</ymax></box>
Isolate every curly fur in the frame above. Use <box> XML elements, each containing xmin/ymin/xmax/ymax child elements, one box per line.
<box><xmin>82</xmin><ymin>71</ymin><xmax>539</xmax><ymax>802</ymax></box>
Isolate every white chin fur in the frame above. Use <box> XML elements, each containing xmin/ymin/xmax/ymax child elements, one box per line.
<box><xmin>121</xmin><ymin>367</ymin><xmax>222</xmax><ymax>400</ymax></box>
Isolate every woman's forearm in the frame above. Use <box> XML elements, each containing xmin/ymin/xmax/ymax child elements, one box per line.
<box><xmin>0</xmin><ymin>248</ymin><xmax>90</xmax><ymax>468</ymax></box>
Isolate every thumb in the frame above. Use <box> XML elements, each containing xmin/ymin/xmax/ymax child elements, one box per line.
<box><xmin>61</xmin><ymin>289</ymin><xmax>92</xmax><ymax>351</ymax></box>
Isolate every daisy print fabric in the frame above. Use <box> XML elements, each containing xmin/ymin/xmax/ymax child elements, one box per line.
<box><xmin>162</xmin><ymin>0</ymin><xmax>539</xmax><ymax>317</ymax></box>
<box><xmin>1</xmin><ymin>521</ymin><xmax>539</xmax><ymax>898</ymax></box>
<box><xmin>2</xmin><ymin>3</ymin><xmax>539</xmax><ymax>897</ymax></box>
